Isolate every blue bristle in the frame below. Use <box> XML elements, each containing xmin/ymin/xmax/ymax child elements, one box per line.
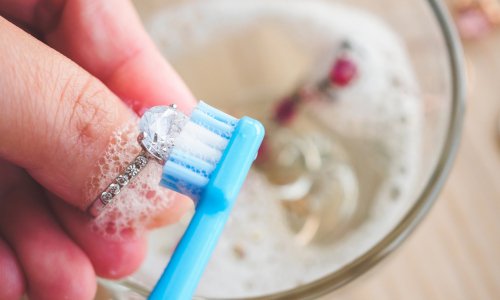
<box><xmin>161</xmin><ymin>101</ymin><xmax>238</xmax><ymax>201</ymax></box>
<box><xmin>190</xmin><ymin>110</ymin><xmax>234</xmax><ymax>139</ymax></box>
<box><xmin>196</xmin><ymin>101</ymin><xmax>238</xmax><ymax>126</ymax></box>
<box><xmin>169</xmin><ymin>148</ymin><xmax>215</xmax><ymax>176</ymax></box>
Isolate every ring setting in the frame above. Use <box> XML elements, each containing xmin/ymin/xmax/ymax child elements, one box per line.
<box><xmin>88</xmin><ymin>104</ymin><xmax>187</xmax><ymax>217</ymax></box>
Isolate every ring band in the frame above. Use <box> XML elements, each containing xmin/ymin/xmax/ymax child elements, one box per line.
<box><xmin>87</xmin><ymin>104</ymin><xmax>186</xmax><ymax>218</ymax></box>
<box><xmin>87</xmin><ymin>151</ymin><xmax>151</xmax><ymax>217</ymax></box>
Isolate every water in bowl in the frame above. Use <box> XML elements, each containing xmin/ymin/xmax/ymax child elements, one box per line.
<box><xmin>127</xmin><ymin>0</ymin><xmax>423</xmax><ymax>298</ymax></box>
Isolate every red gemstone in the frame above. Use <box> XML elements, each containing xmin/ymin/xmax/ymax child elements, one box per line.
<box><xmin>329</xmin><ymin>57</ymin><xmax>358</xmax><ymax>87</ymax></box>
<box><xmin>274</xmin><ymin>97</ymin><xmax>298</xmax><ymax>125</ymax></box>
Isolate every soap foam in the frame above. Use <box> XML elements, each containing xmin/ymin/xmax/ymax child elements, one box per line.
<box><xmin>128</xmin><ymin>0</ymin><xmax>424</xmax><ymax>297</ymax></box>
<box><xmin>85</xmin><ymin>120</ymin><xmax>176</xmax><ymax>240</ymax></box>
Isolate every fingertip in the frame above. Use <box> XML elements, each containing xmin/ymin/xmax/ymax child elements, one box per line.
<box><xmin>147</xmin><ymin>193</ymin><xmax>194</xmax><ymax>229</ymax></box>
<box><xmin>0</xmin><ymin>239</ymin><xmax>25</xmax><ymax>300</ymax></box>
<box><xmin>51</xmin><ymin>200</ymin><xmax>148</xmax><ymax>279</ymax></box>
<box><xmin>33</xmin><ymin>245</ymin><xmax>96</xmax><ymax>300</ymax></box>
<box><xmin>90</xmin><ymin>235</ymin><xmax>148</xmax><ymax>279</ymax></box>
<box><xmin>104</xmin><ymin>42</ymin><xmax>197</xmax><ymax>115</ymax></box>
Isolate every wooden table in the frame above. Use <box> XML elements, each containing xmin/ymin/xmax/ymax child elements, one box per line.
<box><xmin>324</xmin><ymin>10</ymin><xmax>500</xmax><ymax>300</ymax></box>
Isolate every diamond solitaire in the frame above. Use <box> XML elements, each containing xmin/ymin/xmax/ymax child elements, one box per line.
<box><xmin>138</xmin><ymin>105</ymin><xmax>188</xmax><ymax>164</ymax></box>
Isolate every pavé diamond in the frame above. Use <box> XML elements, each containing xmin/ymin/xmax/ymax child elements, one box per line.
<box><xmin>116</xmin><ymin>175</ymin><xmax>129</xmax><ymax>186</ymax></box>
<box><xmin>100</xmin><ymin>192</ymin><xmax>113</xmax><ymax>204</ymax></box>
<box><xmin>126</xmin><ymin>164</ymin><xmax>139</xmax><ymax>178</ymax></box>
<box><xmin>107</xmin><ymin>183</ymin><xmax>121</xmax><ymax>195</ymax></box>
<box><xmin>139</xmin><ymin>105</ymin><xmax>187</xmax><ymax>163</ymax></box>
<box><xmin>135</xmin><ymin>155</ymin><xmax>148</xmax><ymax>169</ymax></box>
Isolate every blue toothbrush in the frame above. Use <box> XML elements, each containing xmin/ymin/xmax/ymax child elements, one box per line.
<box><xmin>149</xmin><ymin>101</ymin><xmax>265</xmax><ymax>300</ymax></box>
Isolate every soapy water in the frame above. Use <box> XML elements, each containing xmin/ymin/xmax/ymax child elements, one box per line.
<box><xmin>125</xmin><ymin>0</ymin><xmax>424</xmax><ymax>298</ymax></box>
<box><xmin>85</xmin><ymin>120</ymin><xmax>177</xmax><ymax>239</ymax></box>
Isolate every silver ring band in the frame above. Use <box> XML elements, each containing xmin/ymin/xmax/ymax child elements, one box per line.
<box><xmin>87</xmin><ymin>104</ymin><xmax>185</xmax><ymax>218</ymax></box>
<box><xmin>87</xmin><ymin>151</ymin><xmax>150</xmax><ymax>217</ymax></box>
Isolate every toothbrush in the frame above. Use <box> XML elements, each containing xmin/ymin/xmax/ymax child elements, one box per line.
<box><xmin>149</xmin><ymin>101</ymin><xmax>265</xmax><ymax>300</ymax></box>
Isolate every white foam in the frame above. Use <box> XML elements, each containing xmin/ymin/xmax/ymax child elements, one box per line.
<box><xmin>86</xmin><ymin>120</ymin><xmax>176</xmax><ymax>240</ymax></box>
<box><xmin>129</xmin><ymin>0</ymin><xmax>423</xmax><ymax>297</ymax></box>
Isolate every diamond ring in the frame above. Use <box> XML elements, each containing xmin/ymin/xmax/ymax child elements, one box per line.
<box><xmin>88</xmin><ymin>104</ymin><xmax>187</xmax><ymax>217</ymax></box>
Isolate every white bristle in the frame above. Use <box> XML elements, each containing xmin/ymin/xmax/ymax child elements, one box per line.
<box><xmin>175</xmin><ymin>130</ymin><xmax>223</xmax><ymax>164</ymax></box>
<box><xmin>181</xmin><ymin>122</ymin><xmax>229</xmax><ymax>151</ymax></box>
<box><xmin>161</xmin><ymin>102</ymin><xmax>237</xmax><ymax>201</ymax></box>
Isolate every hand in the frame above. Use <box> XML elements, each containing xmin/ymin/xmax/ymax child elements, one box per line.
<box><xmin>0</xmin><ymin>1</ymin><xmax>195</xmax><ymax>299</ymax></box>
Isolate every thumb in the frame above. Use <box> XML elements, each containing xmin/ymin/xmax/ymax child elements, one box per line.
<box><xmin>0</xmin><ymin>17</ymin><xmax>175</xmax><ymax>218</ymax></box>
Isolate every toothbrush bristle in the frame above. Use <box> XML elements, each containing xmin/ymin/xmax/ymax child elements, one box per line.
<box><xmin>161</xmin><ymin>102</ymin><xmax>238</xmax><ymax>200</ymax></box>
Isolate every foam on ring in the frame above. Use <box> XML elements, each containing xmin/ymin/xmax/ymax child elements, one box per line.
<box><xmin>85</xmin><ymin>120</ymin><xmax>176</xmax><ymax>240</ymax></box>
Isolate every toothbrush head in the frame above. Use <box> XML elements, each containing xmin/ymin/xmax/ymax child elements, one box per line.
<box><xmin>160</xmin><ymin>101</ymin><xmax>264</xmax><ymax>207</ymax></box>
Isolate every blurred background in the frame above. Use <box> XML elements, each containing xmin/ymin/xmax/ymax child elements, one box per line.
<box><xmin>324</xmin><ymin>0</ymin><xmax>500</xmax><ymax>299</ymax></box>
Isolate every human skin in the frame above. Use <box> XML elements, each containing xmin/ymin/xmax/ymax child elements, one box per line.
<box><xmin>0</xmin><ymin>1</ymin><xmax>195</xmax><ymax>299</ymax></box>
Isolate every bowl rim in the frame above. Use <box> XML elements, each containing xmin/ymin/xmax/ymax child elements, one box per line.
<box><xmin>119</xmin><ymin>0</ymin><xmax>466</xmax><ymax>298</ymax></box>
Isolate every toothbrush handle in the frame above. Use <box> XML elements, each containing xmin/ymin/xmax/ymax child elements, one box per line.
<box><xmin>149</xmin><ymin>117</ymin><xmax>264</xmax><ymax>300</ymax></box>
<box><xmin>148</xmin><ymin>207</ymin><xmax>230</xmax><ymax>300</ymax></box>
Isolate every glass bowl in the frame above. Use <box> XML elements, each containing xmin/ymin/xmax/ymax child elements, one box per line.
<box><xmin>98</xmin><ymin>0</ymin><xmax>465</xmax><ymax>298</ymax></box>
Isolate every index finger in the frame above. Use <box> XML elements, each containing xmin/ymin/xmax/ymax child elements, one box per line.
<box><xmin>1</xmin><ymin>0</ymin><xmax>196</xmax><ymax>113</ymax></box>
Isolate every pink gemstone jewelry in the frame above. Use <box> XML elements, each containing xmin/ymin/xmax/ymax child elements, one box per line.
<box><xmin>256</xmin><ymin>42</ymin><xmax>359</xmax><ymax>164</ymax></box>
